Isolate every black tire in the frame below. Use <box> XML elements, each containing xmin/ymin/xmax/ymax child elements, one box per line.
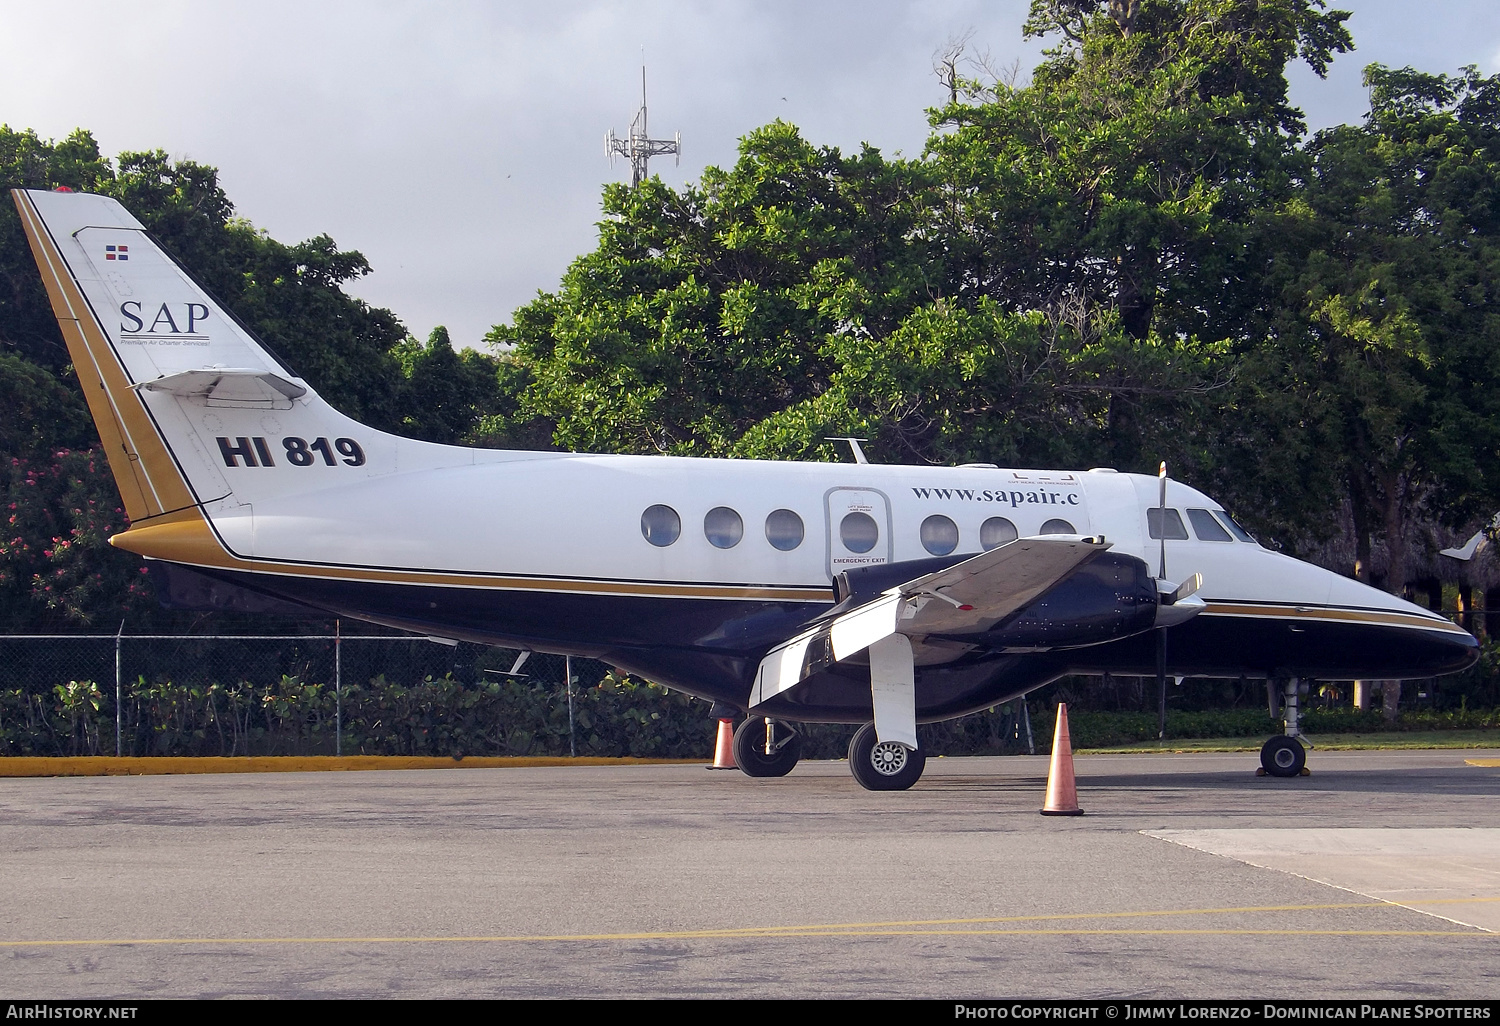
<box><xmin>1260</xmin><ymin>734</ymin><xmax>1306</xmax><ymax>777</ymax></box>
<box><xmin>848</xmin><ymin>722</ymin><xmax>926</xmax><ymax>791</ymax></box>
<box><xmin>733</xmin><ymin>717</ymin><xmax>802</xmax><ymax>778</ymax></box>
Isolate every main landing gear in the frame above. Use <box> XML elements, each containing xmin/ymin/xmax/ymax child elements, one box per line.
<box><xmin>733</xmin><ymin>716</ymin><xmax>802</xmax><ymax>777</ymax></box>
<box><xmin>848</xmin><ymin>722</ymin><xmax>926</xmax><ymax>791</ymax></box>
<box><xmin>1259</xmin><ymin>676</ymin><xmax>1310</xmax><ymax>778</ymax></box>
<box><xmin>733</xmin><ymin>717</ymin><xmax>929</xmax><ymax>791</ymax></box>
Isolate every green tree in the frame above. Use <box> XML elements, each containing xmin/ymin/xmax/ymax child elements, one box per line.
<box><xmin>494</xmin><ymin>123</ymin><xmax>932</xmax><ymax>458</ymax></box>
<box><xmin>933</xmin><ymin>0</ymin><xmax>1352</xmax><ymax>343</ymax></box>
<box><xmin>0</xmin><ymin>127</ymin><xmax>115</xmax><ymax>370</ymax></box>
<box><xmin>1249</xmin><ymin>65</ymin><xmax>1500</xmax><ymax>588</ymax></box>
<box><xmin>897</xmin><ymin>0</ymin><xmax>1354</xmax><ymax>481</ymax></box>
<box><xmin>392</xmin><ymin>326</ymin><xmax>507</xmax><ymax>445</ymax></box>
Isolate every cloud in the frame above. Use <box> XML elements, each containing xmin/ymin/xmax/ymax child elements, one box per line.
<box><xmin>13</xmin><ymin>1</ymin><xmax>1493</xmax><ymax>349</ymax></box>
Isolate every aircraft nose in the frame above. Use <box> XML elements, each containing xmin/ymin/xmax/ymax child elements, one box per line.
<box><xmin>1325</xmin><ymin>573</ymin><xmax>1480</xmax><ymax>677</ymax></box>
<box><xmin>1424</xmin><ymin>624</ymin><xmax>1481</xmax><ymax>675</ymax></box>
<box><xmin>1406</xmin><ymin>625</ymin><xmax>1481</xmax><ymax>676</ymax></box>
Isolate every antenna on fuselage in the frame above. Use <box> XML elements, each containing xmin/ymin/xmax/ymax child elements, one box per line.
<box><xmin>484</xmin><ymin>650</ymin><xmax>532</xmax><ymax>679</ymax></box>
<box><xmin>825</xmin><ymin>437</ymin><xmax>869</xmax><ymax>464</ymax></box>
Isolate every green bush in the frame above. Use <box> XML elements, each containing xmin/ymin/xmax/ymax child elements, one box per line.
<box><xmin>1</xmin><ymin>664</ymin><xmax>1495</xmax><ymax>759</ymax></box>
<box><xmin>0</xmin><ymin>668</ymin><xmax>725</xmax><ymax>758</ymax></box>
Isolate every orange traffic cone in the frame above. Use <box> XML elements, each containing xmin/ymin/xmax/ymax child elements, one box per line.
<box><xmin>1040</xmin><ymin>702</ymin><xmax>1084</xmax><ymax>816</ymax></box>
<box><xmin>708</xmin><ymin>717</ymin><xmax>736</xmax><ymax>770</ymax></box>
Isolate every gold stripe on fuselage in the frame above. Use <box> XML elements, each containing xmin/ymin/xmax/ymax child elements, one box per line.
<box><xmin>112</xmin><ymin>508</ymin><xmax>831</xmax><ymax>603</ymax></box>
<box><xmin>1201</xmin><ymin>601</ymin><xmax>1467</xmax><ymax>635</ymax></box>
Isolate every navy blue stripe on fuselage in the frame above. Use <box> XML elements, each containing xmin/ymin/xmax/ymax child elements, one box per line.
<box><xmin>174</xmin><ymin>565</ymin><xmax>1478</xmax><ymax>715</ymax></box>
<box><xmin>1062</xmin><ymin>609</ymin><xmax>1477</xmax><ymax>680</ymax></box>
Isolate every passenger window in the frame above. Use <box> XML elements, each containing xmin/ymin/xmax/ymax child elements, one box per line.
<box><xmin>765</xmin><ymin>509</ymin><xmax>804</xmax><ymax>551</ymax></box>
<box><xmin>1186</xmin><ymin>508</ymin><xmax>1232</xmax><ymax>542</ymax></box>
<box><xmin>1146</xmin><ymin>508</ymin><xmax>1189</xmax><ymax>540</ymax></box>
<box><xmin>704</xmin><ymin>506</ymin><xmax>743</xmax><ymax>549</ymax></box>
<box><xmin>840</xmin><ymin>511</ymin><xmax>879</xmax><ymax>553</ymax></box>
<box><xmin>920</xmin><ymin>514</ymin><xmax>958</xmax><ymax>556</ymax></box>
<box><xmin>1213</xmin><ymin>510</ymin><xmax>1257</xmax><ymax>543</ymax></box>
<box><xmin>641</xmin><ymin>504</ymin><xmax>681</xmax><ymax>547</ymax></box>
<box><xmin>1040</xmin><ymin>519</ymin><xmax>1076</xmax><ymax>535</ymax></box>
<box><xmin>980</xmin><ymin>517</ymin><xmax>1018</xmax><ymax>550</ymax></box>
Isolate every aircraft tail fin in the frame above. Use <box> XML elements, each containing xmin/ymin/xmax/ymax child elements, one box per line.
<box><xmin>12</xmin><ymin>187</ymin><xmax>395</xmax><ymax>538</ymax></box>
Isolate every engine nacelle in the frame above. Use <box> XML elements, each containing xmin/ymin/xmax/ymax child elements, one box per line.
<box><xmin>984</xmin><ymin>552</ymin><xmax>1158</xmax><ymax>649</ymax></box>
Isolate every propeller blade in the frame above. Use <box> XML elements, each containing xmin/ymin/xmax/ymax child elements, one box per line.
<box><xmin>1158</xmin><ymin>461</ymin><xmax>1168</xmax><ymax>580</ymax></box>
<box><xmin>1154</xmin><ymin>591</ymin><xmax>1205</xmax><ymax>628</ymax></box>
<box><xmin>1156</xmin><ymin>628</ymin><xmax>1168</xmax><ymax>741</ymax></box>
<box><xmin>1172</xmin><ymin>572</ymin><xmax>1203</xmax><ymax>604</ymax></box>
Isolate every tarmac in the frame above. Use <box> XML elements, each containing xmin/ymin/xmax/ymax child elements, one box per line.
<box><xmin>1</xmin><ymin>748</ymin><xmax>1497</xmax><ymax>999</ymax></box>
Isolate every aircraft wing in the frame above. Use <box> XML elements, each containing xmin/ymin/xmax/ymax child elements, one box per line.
<box><xmin>748</xmin><ymin>536</ymin><xmax>1112</xmax><ymax>747</ymax></box>
<box><xmin>894</xmin><ymin>535</ymin><xmax>1114</xmax><ymax>636</ymax></box>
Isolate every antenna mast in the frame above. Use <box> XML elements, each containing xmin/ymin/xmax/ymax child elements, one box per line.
<box><xmin>606</xmin><ymin>65</ymin><xmax>681</xmax><ymax>187</ymax></box>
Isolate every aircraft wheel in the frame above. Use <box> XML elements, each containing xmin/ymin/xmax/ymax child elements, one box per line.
<box><xmin>848</xmin><ymin>722</ymin><xmax>926</xmax><ymax>791</ymax></box>
<box><xmin>733</xmin><ymin>717</ymin><xmax>801</xmax><ymax>777</ymax></box>
<box><xmin>1259</xmin><ymin>735</ymin><xmax>1306</xmax><ymax>777</ymax></box>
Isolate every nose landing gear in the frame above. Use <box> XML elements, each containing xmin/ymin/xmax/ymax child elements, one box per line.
<box><xmin>1259</xmin><ymin>676</ymin><xmax>1311</xmax><ymax>777</ymax></box>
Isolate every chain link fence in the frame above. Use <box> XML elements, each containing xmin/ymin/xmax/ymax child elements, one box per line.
<box><xmin>0</xmin><ymin>628</ymin><xmax>1051</xmax><ymax>760</ymax></box>
<box><xmin>13</xmin><ymin>628</ymin><xmax>1477</xmax><ymax>761</ymax></box>
<box><xmin>0</xmin><ymin>629</ymin><xmax>724</xmax><ymax>759</ymax></box>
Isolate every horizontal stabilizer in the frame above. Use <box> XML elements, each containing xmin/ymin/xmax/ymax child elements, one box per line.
<box><xmin>132</xmin><ymin>367</ymin><xmax>308</xmax><ymax>409</ymax></box>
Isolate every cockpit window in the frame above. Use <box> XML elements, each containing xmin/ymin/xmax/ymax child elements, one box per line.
<box><xmin>1212</xmin><ymin>510</ymin><xmax>1257</xmax><ymax>543</ymax></box>
<box><xmin>641</xmin><ymin>504</ymin><xmax>681</xmax><ymax>546</ymax></box>
<box><xmin>1146</xmin><ymin>508</ymin><xmax>1189</xmax><ymax>540</ymax></box>
<box><xmin>1186</xmin><ymin>508</ymin><xmax>1232</xmax><ymax>542</ymax></box>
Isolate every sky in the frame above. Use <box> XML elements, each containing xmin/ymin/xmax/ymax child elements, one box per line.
<box><xmin>4</xmin><ymin>1</ymin><xmax>1500</xmax><ymax>352</ymax></box>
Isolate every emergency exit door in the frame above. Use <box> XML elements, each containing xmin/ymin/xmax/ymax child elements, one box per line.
<box><xmin>825</xmin><ymin>487</ymin><xmax>893</xmax><ymax>580</ymax></box>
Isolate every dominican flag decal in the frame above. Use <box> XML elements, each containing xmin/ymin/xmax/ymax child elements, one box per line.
<box><xmin>105</xmin><ymin>244</ymin><xmax>128</xmax><ymax>261</ymax></box>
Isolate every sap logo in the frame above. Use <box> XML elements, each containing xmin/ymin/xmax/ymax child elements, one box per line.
<box><xmin>119</xmin><ymin>301</ymin><xmax>211</xmax><ymax>335</ymax></box>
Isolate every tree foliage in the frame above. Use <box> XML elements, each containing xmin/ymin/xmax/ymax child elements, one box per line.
<box><xmin>492</xmin><ymin>123</ymin><xmax>930</xmax><ymax>458</ymax></box>
<box><xmin>1240</xmin><ymin>65</ymin><xmax>1500</xmax><ymax>586</ymax></box>
<box><xmin>3</xmin><ymin>0</ymin><xmax>1500</xmax><ymax>635</ymax></box>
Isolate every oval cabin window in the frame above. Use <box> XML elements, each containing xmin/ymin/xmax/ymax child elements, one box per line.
<box><xmin>1039</xmin><ymin>518</ymin><xmax>1076</xmax><ymax>535</ymax></box>
<box><xmin>980</xmin><ymin>517</ymin><xmax>1018</xmax><ymax>550</ymax></box>
<box><xmin>704</xmin><ymin>506</ymin><xmax>744</xmax><ymax>549</ymax></box>
<box><xmin>641</xmin><ymin>504</ymin><xmax>681</xmax><ymax>547</ymax></box>
<box><xmin>765</xmin><ymin>509</ymin><xmax>805</xmax><ymax>551</ymax></box>
<box><xmin>919</xmin><ymin>514</ymin><xmax>959</xmax><ymax>556</ymax></box>
<box><xmin>840</xmin><ymin>511</ymin><xmax>879</xmax><ymax>554</ymax></box>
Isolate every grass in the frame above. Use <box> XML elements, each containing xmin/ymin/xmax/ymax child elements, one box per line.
<box><xmin>1078</xmin><ymin>729</ymin><xmax>1500</xmax><ymax>754</ymax></box>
